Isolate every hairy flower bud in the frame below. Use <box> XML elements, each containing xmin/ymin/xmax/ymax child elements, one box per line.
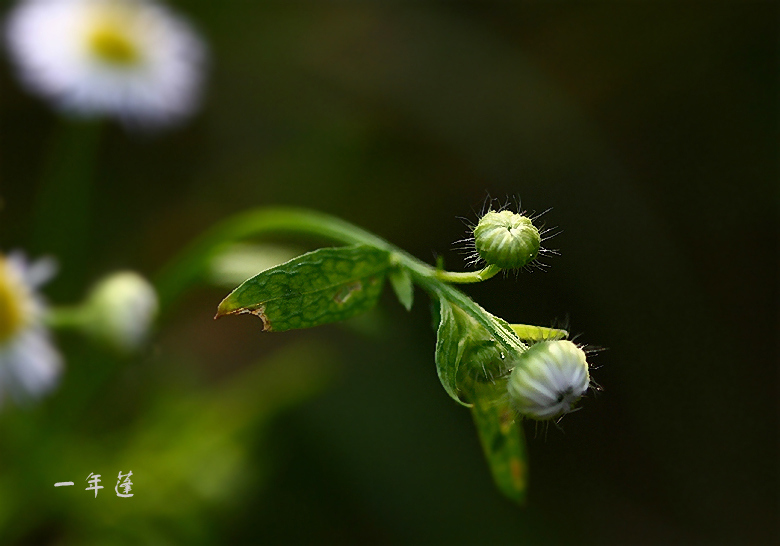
<box><xmin>473</xmin><ymin>210</ymin><xmax>540</xmax><ymax>269</ymax></box>
<box><xmin>507</xmin><ymin>340</ymin><xmax>589</xmax><ymax>420</ymax></box>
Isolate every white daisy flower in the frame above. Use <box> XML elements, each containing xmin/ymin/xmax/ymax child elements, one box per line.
<box><xmin>4</xmin><ymin>0</ymin><xmax>207</xmax><ymax>127</ymax></box>
<box><xmin>0</xmin><ymin>252</ymin><xmax>62</xmax><ymax>405</ymax></box>
<box><xmin>83</xmin><ymin>271</ymin><xmax>158</xmax><ymax>353</ymax></box>
<box><xmin>507</xmin><ymin>340</ymin><xmax>590</xmax><ymax>420</ymax></box>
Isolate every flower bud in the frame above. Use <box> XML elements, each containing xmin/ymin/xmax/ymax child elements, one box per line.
<box><xmin>473</xmin><ymin>210</ymin><xmax>540</xmax><ymax>269</ymax></box>
<box><xmin>507</xmin><ymin>340</ymin><xmax>589</xmax><ymax>420</ymax></box>
<box><xmin>84</xmin><ymin>271</ymin><xmax>158</xmax><ymax>353</ymax></box>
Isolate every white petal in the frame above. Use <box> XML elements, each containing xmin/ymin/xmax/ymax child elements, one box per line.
<box><xmin>5</xmin><ymin>0</ymin><xmax>207</xmax><ymax>128</ymax></box>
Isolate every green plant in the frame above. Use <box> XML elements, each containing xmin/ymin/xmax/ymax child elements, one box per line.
<box><xmin>159</xmin><ymin>205</ymin><xmax>594</xmax><ymax>504</ymax></box>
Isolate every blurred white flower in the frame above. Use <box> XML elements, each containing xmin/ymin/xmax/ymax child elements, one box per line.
<box><xmin>84</xmin><ymin>271</ymin><xmax>158</xmax><ymax>352</ymax></box>
<box><xmin>5</xmin><ymin>0</ymin><xmax>207</xmax><ymax>127</ymax></box>
<box><xmin>209</xmin><ymin>243</ymin><xmax>303</xmax><ymax>287</ymax></box>
<box><xmin>0</xmin><ymin>252</ymin><xmax>62</xmax><ymax>405</ymax></box>
<box><xmin>507</xmin><ymin>340</ymin><xmax>590</xmax><ymax>420</ymax></box>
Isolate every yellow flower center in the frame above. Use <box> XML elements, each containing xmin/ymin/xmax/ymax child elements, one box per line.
<box><xmin>0</xmin><ymin>258</ymin><xmax>30</xmax><ymax>344</ymax></box>
<box><xmin>87</xmin><ymin>22</ymin><xmax>140</xmax><ymax>66</ymax></box>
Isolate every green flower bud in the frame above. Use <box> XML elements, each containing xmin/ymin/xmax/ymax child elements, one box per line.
<box><xmin>473</xmin><ymin>210</ymin><xmax>540</xmax><ymax>269</ymax></box>
<box><xmin>507</xmin><ymin>340</ymin><xmax>589</xmax><ymax>420</ymax></box>
<box><xmin>83</xmin><ymin>271</ymin><xmax>158</xmax><ymax>353</ymax></box>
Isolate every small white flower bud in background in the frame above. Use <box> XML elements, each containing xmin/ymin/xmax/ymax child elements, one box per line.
<box><xmin>83</xmin><ymin>271</ymin><xmax>158</xmax><ymax>353</ymax></box>
<box><xmin>507</xmin><ymin>340</ymin><xmax>590</xmax><ymax>420</ymax></box>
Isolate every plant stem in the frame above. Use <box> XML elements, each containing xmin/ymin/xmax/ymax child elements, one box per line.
<box><xmin>32</xmin><ymin>119</ymin><xmax>102</xmax><ymax>294</ymax></box>
<box><xmin>46</xmin><ymin>305</ymin><xmax>88</xmax><ymax>329</ymax></box>
<box><xmin>434</xmin><ymin>264</ymin><xmax>501</xmax><ymax>284</ymax></box>
<box><xmin>156</xmin><ymin>208</ymin><xmax>525</xmax><ymax>354</ymax></box>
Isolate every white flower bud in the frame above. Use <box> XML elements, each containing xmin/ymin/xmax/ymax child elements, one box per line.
<box><xmin>85</xmin><ymin>271</ymin><xmax>158</xmax><ymax>352</ymax></box>
<box><xmin>507</xmin><ymin>340</ymin><xmax>589</xmax><ymax>420</ymax></box>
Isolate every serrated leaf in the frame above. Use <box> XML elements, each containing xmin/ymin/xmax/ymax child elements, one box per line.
<box><xmin>216</xmin><ymin>245</ymin><xmax>390</xmax><ymax>332</ymax></box>
<box><xmin>388</xmin><ymin>266</ymin><xmax>414</xmax><ymax>311</ymax></box>
<box><xmin>470</xmin><ymin>381</ymin><xmax>528</xmax><ymax>504</ymax></box>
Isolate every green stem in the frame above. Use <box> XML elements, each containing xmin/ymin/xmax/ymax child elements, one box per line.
<box><xmin>155</xmin><ymin>208</ymin><xmax>524</xmax><ymax>354</ymax></box>
<box><xmin>45</xmin><ymin>305</ymin><xmax>89</xmax><ymax>329</ymax></box>
<box><xmin>435</xmin><ymin>264</ymin><xmax>501</xmax><ymax>284</ymax></box>
<box><xmin>32</xmin><ymin>119</ymin><xmax>103</xmax><ymax>294</ymax></box>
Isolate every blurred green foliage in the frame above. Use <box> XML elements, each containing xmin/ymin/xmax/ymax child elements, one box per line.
<box><xmin>0</xmin><ymin>1</ymin><xmax>776</xmax><ymax>544</ymax></box>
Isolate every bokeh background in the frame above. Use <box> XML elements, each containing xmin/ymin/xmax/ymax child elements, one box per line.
<box><xmin>0</xmin><ymin>1</ymin><xmax>777</xmax><ymax>544</ymax></box>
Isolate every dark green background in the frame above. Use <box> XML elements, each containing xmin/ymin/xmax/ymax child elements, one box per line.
<box><xmin>0</xmin><ymin>2</ymin><xmax>776</xmax><ymax>544</ymax></box>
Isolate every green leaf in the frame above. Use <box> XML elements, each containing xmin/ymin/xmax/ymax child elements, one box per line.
<box><xmin>388</xmin><ymin>265</ymin><xmax>414</xmax><ymax>311</ymax></box>
<box><xmin>434</xmin><ymin>293</ymin><xmax>511</xmax><ymax>406</ymax></box>
<box><xmin>470</xmin><ymin>381</ymin><xmax>528</xmax><ymax>504</ymax></box>
<box><xmin>510</xmin><ymin>323</ymin><xmax>568</xmax><ymax>341</ymax></box>
<box><xmin>435</xmin><ymin>296</ymin><xmax>468</xmax><ymax>405</ymax></box>
<box><xmin>216</xmin><ymin>245</ymin><xmax>390</xmax><ymax>332</ymax></box>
